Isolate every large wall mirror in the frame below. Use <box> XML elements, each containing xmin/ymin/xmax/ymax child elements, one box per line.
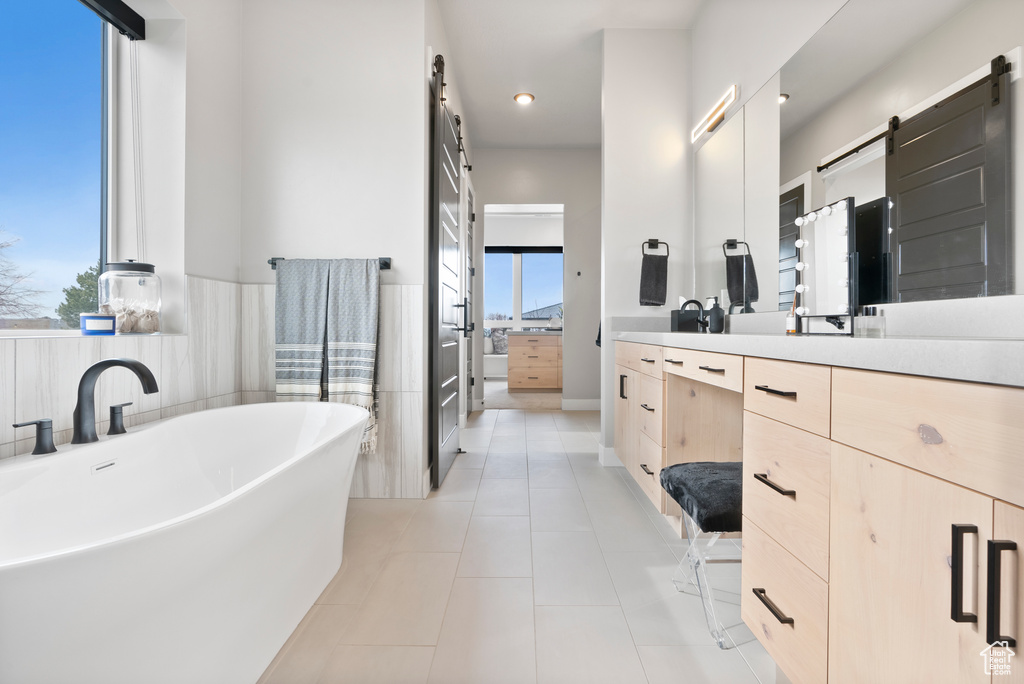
<box><xmin>778</xmin><ymin>0</ymin><xmax>1021</xmax><ymax>310</ymax></box>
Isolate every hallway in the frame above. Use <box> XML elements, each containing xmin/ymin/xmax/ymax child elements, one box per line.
<box><xmin>259</xmin><ymin>409</ymin><xmax>775</xmax><ymax>684</ymax></box>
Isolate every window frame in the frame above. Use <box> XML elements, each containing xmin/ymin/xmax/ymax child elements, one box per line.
<box><xmin>483</xmin><ymin>246</ymin><xmax>563</xmax><ymax>340</ymax></box>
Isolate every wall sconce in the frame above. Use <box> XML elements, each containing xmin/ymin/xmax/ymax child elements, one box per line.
<box><xmin>691</xmin><ymin>84</ymin><xmax>737</xmax><ymax>143</ymax></box>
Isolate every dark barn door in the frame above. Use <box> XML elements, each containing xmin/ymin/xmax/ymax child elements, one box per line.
<box><xmin>429</xmin><ymin>55</ymin><xmax>462</xmax><ymax>489</ymax></box>
<box><xmin>886</xmin><ymin>58</ymin><xmax>1013</xmax><ymax>301</ymax></box>
<box><xmin>779</xmin><ymin>185</ymin><xmax>804</xmax><ymax>311</ymax></box>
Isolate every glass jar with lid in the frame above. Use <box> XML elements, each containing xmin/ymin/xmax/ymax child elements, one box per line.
<box><xmin>98</xmin><ymin>261</ymin><xmax>162</xmax><ymax>334</ymax></box>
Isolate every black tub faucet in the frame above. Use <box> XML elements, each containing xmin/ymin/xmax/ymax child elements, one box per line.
<box><xmin>71</xmin><ymin>358</ymin><xmax>159</xmax><ymax>444</ymax></box>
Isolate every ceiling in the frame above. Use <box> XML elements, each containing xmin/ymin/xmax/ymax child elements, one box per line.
<box><xmin>436</xmin><ymin>0</ymin><xmax>705</xmax><ymax>150</ymax></box>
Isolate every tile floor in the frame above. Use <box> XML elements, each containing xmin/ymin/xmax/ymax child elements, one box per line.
<box><xmin>482</xmin><ymin>379</ymin><xmax>562</xmax><ymax>410</ymax></box>
<box><xmin>258</xmin><ymin>409</ymin><xmax>778</xmax><ymax>684</ymax></box>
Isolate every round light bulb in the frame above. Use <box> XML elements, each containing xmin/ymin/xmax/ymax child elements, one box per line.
<box><xmin>835</xmin><ymin>200</ymin><xmax>847</xmax><ymax>212</ymax></box>
<box><xmin>820</xmin><ymin>205</ymin><xmax>833</xmax><ymax>216</ymax></box>
<box><xmin>794</xmin><ymin>238</ymin><xmax>807</xmax><ymax>249</ymax></box>
<box><xmin>888</xmin><ymin>200</ymin><xmax>894</xmax><ymax>209</ymax></box>
<box><xmin>795</xmin><ymin>283</ymin><xmax>808</xmax><ymax>293</ymax></box>
<box><xmin>794</xmin><ymin>216</ymin><xmax>804</xmax><ymax>227</ymax></box>
<box><xmin>838</xmin><ymin>226</ymin><xmax>848</xmax><ymax>236</ymax></box>
<box><xmin>795</xmin><ymin>262</ymin><xmax>807</xmax><ymax>272</ymax></box>
<box><xmin>838</xmin><ymin>304</ymin><xmax>850</xmax><ymax>314</ymax></box>
<box><xmin>807</xmin><ymin>211</ymin><xmax>818</xmax><ymax>222</ymax></box>
<box><xmin>838</xmin><ymin>278</ymin><xmax>849</xmax><ymax>288</ymax></box>
<box><xmin>795</xmin><ymin>307</ymin><xmax>808</xmax><ymax>316</ymax></box>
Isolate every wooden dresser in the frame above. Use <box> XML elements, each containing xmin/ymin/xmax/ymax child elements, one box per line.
<box><xmin>507</xmin><ymin>332</ymin><xmax>562</xmax><ymax>390</ymax></box>
<box><xmin>614</xmin><ymin>338</ymin><xmax>1024</xmax><ymax>684</ymax></box>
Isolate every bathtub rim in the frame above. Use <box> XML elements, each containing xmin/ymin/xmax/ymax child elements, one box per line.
<box><xmin>0</xmin><ymin>402</ymin><xmax>369</xmax><ymax>571</ymax></box>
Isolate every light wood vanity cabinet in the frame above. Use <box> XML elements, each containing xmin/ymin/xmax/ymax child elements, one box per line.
<box><xmin>508</xmin><ymin>334</ymin><xmax>561</xmax><ymax>389</ymax></box>
<box><xmin>614</xmin><ymin>339</ymin><xmax>1024</xmax><ymax>684</ymax></box>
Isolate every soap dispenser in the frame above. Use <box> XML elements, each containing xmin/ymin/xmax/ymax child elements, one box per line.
<box><xmin>706</xmin><ymin>296</ymin><xmax>724</xmax><ymax>334</ymax></box>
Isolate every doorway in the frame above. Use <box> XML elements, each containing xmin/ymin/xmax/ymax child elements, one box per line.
<box><xmin>482</xmin><ymin>204</ymin><xmax>564</xmax><ymax>410</ymax></box>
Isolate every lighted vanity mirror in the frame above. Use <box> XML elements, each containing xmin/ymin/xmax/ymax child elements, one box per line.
<box><xmin>791</xmin><ymin>198</ymin><xmax>856</xmax><ymax>333</ymax></box>
<box><xmin>778</xmin><ymin>0</ymin><xmax>1021</xmax><ymax>307</ymax></box>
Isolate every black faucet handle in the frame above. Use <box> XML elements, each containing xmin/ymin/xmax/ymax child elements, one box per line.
<box><xmin>107</xmin><ymin>402</ymin><xmax>133</xmax><ymax>436</ymax></box>
<box><xmin>12</xmin><ymin>419</ymin><xmax>57</xmax><ymax>455</ymax></box>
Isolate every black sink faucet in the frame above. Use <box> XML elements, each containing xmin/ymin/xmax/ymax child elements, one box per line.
<box><xmin>71</xmin><ymin>358</ymin><xmax>159</xmax><ymax>444</ymax></box>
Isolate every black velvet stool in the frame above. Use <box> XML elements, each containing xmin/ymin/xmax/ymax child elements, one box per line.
<box><xmin>660</xmin><ymin>461</ymin><xmax>743</xmax><ymax>649</ymax></box>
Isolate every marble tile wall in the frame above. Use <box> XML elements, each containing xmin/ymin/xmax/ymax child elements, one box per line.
<box><xmin>238</xmin><ymin>282</ymin><xmax>427</xmax><ymax>499</ymax></box>
<box><xmin>1</xmin><ymin>276</ymin><xmax>242</xmax><ymax>458</ymax></box>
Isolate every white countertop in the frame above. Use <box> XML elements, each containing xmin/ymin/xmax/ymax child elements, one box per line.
<box><xmin>509</xmin><ymin>330</ymin><xmax>563</xmax><ymax>336</ymax></box>
<box><xmin>615</xmin><ymin>331</ymin><xmax>1024</xmax><ymax>388</ymax></box>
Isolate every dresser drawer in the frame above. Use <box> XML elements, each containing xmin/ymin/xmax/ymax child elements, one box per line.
<box><xmin>831</xmin><ymin>368</ymin><xmax>1024</xmax><ymax>508</ymax></box>
<box><xmin>742</xmin><ymin>520</ymin><xmax>828</xmax><ymax>684</ymax></box>
<box><xmin>508</xmin><ymin>367</ymin><xmax>560</xmax><ymax>389</ymax></box>
<box><xmin>638</xmin><ymin>372</ymin><xmax>665</xmax><ymax>445</ymax></box>
<box><xmin>508</xmin><ymin>345</ymin><xmax>560</xmax><ymax>367</ymax></box>
<box><xmin>509</xmin><ymin>334</ymin><xmax>561</xmax><ymax>348</ymax></box>
<box><xmin>744</xmin><ymin>357</ymin><xmax>831</xmax><ymax>438</ymax></box>
<box><xmin>636</xmin><ymin>344</ymin><xmax>663</xmax><ymax>379</ymax></box>
<box><xmin>663</xmin><ymin>349</ymin><xmax>743</xmax><ymax>393</ymax></box>
<box><xmin>743</xmin><ymin>411</ymin><xmax>830</xmax><ymax>581</ymax></box>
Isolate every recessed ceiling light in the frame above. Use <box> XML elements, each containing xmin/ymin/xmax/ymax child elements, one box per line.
<box><xmin>514</xmin><ymin>92</ymin><xmax>535</xmax><ymax>105</ymax></box>
<box><xmin>779</xmin><ymin>93</ymin><xmax>790</xmax><ymax>104</ymax></box>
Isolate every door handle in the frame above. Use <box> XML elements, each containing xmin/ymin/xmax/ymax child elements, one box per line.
<box><xmin>951</xmin><ymin>524</ymin><xmax>978</xmax><ymax>623</ymax></box>
<box><xmin>752</xmin><ymin>588</ymin><xmax>794</xmax><ymax>625</ymax></box>
<box><xmin>699</xmin><ymin>365</ymin><xmax>725</xmax><ymax>373</ymax></box>
<box><xmin>754</xmin><ymin>473</ymin><xmax>795</xmax><ymax>497</ymax></box>
<box><xmin>754</xmin><ymin>385</ymin><xmax>797</xmax><ymax>398</ymax></box>
<box><xmin>619</xmin><ymin>374</ymin><xmax>627</xmax><ymax>399</ymax></box>
<box><xmin>987</xmin><ymin>539</ymin><xmax>1018</xmax><ymax>646</ymax></box>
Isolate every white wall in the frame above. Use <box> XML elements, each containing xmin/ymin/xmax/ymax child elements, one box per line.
<box><xmin>690</xmin><ymin>0</ymin><xmax>846</xmax><ymax>126</ymax></box>
<box><xmin>484</xmin><ymin>213</ymin><xmax>563</xmax><ymax>247</ymax></box>
<box><xmin>601</xmin><ymin>29</ymin><xmax>691</xmax><ymax>454</ymax></box>
<box><xmin>470</xmin><ymin>149</ymin><xmax>601</xmax><ymax>407</ymax></box>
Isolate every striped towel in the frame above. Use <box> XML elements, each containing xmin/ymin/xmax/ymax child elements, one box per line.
<box><xmin>275</xmin><ymin>258</ymin><xmax>380</xmax><ymax>453</ymax></box>
<box><xmin>325</xmin><ymin>259</ymin><xmax>380</xmax><ymax>453</ymax></box>
<box><xmin>275</xmin><ymin>259</ymin><xmax>330</xmax><ymax>401</ymax></box>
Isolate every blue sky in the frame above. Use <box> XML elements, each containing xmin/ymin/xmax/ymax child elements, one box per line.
<box><xmin>485</xmin><ymin>252</ymin><xmax>563</xmax><ymax>320</ymax></box>
<box><xmin>0</xmin><ymin>0</ymin><xmax>102</xmax><ymax>316</ymax></box>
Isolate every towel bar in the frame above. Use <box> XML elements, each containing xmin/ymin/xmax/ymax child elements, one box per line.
<box><xmin>268</xmin><ymin>257</ymin><xmax>391</xmax><ymax>270</ymax></box>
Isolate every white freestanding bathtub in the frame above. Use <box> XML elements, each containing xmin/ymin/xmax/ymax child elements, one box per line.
<box><xmin>0</xmin><ymin>402</ymin><xmax>368</xmax><ymax>684</ymax></box>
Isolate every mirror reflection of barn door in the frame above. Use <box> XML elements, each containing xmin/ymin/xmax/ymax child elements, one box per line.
<box><xmin>779</xmin><ymin>185</ymin><xmax>804</xmax><ymax>310</ymax></box>
<box><xmin>464</xmin><ymin>189</ymin><xmax>475</xmax><ymax>421</ymax></box>
<box><xmin>429</xmin><ymin>55</ymin><xmax>462</xmax><ymax>489</ymax></box>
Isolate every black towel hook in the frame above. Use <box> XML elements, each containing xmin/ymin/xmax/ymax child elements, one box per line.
<box><xmin>642</xmin><ymin>239</ymin><xmax>669</xmax><ymax>257</ymax></box>
<box><xmin>722</xmin><ymin>239</ymin><xmax>750</xmax><ymax>257</ymax></box>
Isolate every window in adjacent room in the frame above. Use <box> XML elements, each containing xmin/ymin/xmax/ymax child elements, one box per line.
<box><xmin>0</xmin><ymin>0</ymin><xmax>109</xmax><ymax>330</ymax></box>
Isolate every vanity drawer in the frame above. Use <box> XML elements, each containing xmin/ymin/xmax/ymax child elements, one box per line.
<box><xmin>831</xmin><ymin>368</ymin><xmax>1024</xmax><ymax>508</ymax></box>
<box><xmin>638</xmin><ymin>372</ymin><xmax>665</xmax><ymax>445</ymax></box>
<box><xmin>742</xmin><ymin>520</ymin><xmax>829</xmax><ymax>684</ymax></box>
<box><xmin>509</xmin><ymin>334</ymin><xmax>560</xmax><ymax>348</ymax></box>
<box><xmin>664</xmin><ymin>349</ymin><xmax>743</xmax><ymax>394</ymax></box>
<box><xmin>508</xmin><ymin>367</ymin><xmax>560</xmax><ymax>389</ymax></box>
<box><xmin>636</xmin><ymin>344</ymin><xmax>664</xmax><ymax>379</ymax></box>
<box><xmin>743</xmin><ymin>411</ymin><xmax>830</xmax><ymax>581</ymax></box>
<box><xmin>508</xmin><ymin>346</ymin><xmax>560</xmax><ymax>367</ymax></box>
<box><xmin>637</xmin><ymin>433</ymin><xmax>663</xmax><ymax>509</ymax></box>
<box><xmin>744</xmin><ymin>357</ymin><xmax>831</xmax><ymax>438</ymax></box>
<box><xmin>615</xmin><ymin>341</ymin><xmax>642</xmax><ymax>371</ymax></box>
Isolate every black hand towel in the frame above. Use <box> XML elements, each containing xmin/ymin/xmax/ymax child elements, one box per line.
<box><xmin>726</xmin><ymin>254</ymin><xmax>759</xmax><ymax>304</ymax></box>
<box><xmin>639</xmin><ymin>254</ymin><xmax>668</xmax><ymax>306</ymax></box>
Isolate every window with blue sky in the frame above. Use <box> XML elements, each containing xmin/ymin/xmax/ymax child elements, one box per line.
<box><xmin>0</xmin><ymin>0</ymin><xmax>103</xmax><ymax>328</ymax></box>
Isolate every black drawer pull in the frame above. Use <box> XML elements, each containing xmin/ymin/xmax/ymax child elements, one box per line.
<box><xmin>752</xmin><ymin>588</ymin><xmax>794</xmax><ymax>625</ymax></box>
<box><xmin>640</xmin><ymin>464</ymin><xmax>654</xmax><ymax>476</ymax></box>
<box><xmin>619</xmin><ymin>374</ymin><xmax>627</xmax><ymax>399</ymax></box>
<box><xmin>951</xmin><ymin>524</ymin><xmax>978</xmax><ymax>623</ymax></box>
<box><xmin>664</xmin><ymin>359</ymin><xmax>683</xmax><ymax>365</ymax></box>
<box><xmin>528</xmin><ymin>355</ymin><xmax>539</xmax><ymax>358</ymax></box>
<box><xmin>987</xmin><ymin>539</ymin><xmax>1018</xmax><ymax>646</ymax></box>
<box><xmin>754</xmin><ymin>473</ymin><xmax>795</xmax><ymax>497</ymax></box>
<box><xmin>699</xmin><ymin>365</ymin><xmax>725</xmax><ymax>373</ymax></box>
<box><xmin>640</xmin><ymin>403</ymin><xmax>655</xmax><ymax>412</ymax></box>
<box><xmin>641</xmin><ymin>357</ymin><xmax>656</xmax><ymax>363</ymax></box>
<box><xmin>528</xmin><ymin>377</ymin><xmax>539</xmax><ymax>380</ymax></box>
<box><xmin>755</xmin><ymin>384</ymin><xmax>797</xmax><ymax>398</ymax></box>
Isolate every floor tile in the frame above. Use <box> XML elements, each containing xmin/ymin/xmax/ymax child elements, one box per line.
<box><xmin>527</xmin><ymin>459</ymin><xmax>578</xmax><ymax>489</ymax></box>
<box><xmin>459</xmin><ymin>428</ymin><xmax>492</xmax><ymax>449</ymax></box>
<box><xmin>427</xmin><ymin>578</ymin><xmax>537</xmax><ymax>684</ymax></box>
<box><xmin>527</xmin><ymin>439</ymin><xmax>565</xmax><ymax>453</ymax></box>
<box><xmin>316</xmin><ymin>645</ymin><xmax>435</xmax><ymax>684</ymax></box>
<box><xmin>532</xmin><ymin>530</ymin><xmax>618</xmax><ymax>606</ymax></box>
<box><xmin>340</xmin><ymin>552</ymin><xmax>459</xmax><ymax>646</ymax></box>
<box><xmin>535</xmin><ymin>606</ymin><xmax>647</xmax><ymax>684</ymax></box>
<box><xmin>482</xmin><ymin>452</ymin><xmax>529</xmax><ymax>479</ymax></box>
<box><xmin>457</xmin><ymin>516</ymin><xmax>532</xmax><ymax>577</ymax></box>
<box><xmin>473</xmin><ymin>478</ymin><xmax>531</xmax><ymax>516</ymax></box>
<box><xmin>488</xmin><ymin>438</ymin><xmax>529</xmax><ymax>453</ymax></box>
<box><xmin>637</xmin><ymin>644</ymin><xmax>759</xmax><ymax>684</ymax></box>
<box><xmin>260</xmin><ymin>605</ymin><xmax>359</xmax><ymax>684</ymax></box>
<box><xmin>426</xmin><ymin>468</ymin><xmax>481</xmax><ymax>502</ymax></box>
<box><xmin>529</xmin><ymin>487</ymin><xmax>593</xmax><ymax>533</ymax></box>
<box><xmin>602</xmin><ymin>550</ymin><xmax>682</xmax><ymax>610</ymax></box>
<box><xmin>392</xmin><ymin>501</ymin><xmax>474</xmax><ymax>553</ymax></box>
<box><xmin>450</xmin><ymin>451</ymin><xmax>487</xmax><ymax>470</ymax></box>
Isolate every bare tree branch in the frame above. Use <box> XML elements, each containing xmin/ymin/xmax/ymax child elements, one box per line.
<box><xmin>0</xmin><ymin>233</ymin><xmax>43</xmax><ymax>319</ymax></box>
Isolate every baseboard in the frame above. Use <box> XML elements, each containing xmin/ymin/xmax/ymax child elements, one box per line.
<box><xmin>561</xmin><ymin>398</ymin><xmax>601</xmax><ymax>411</ymax></box>
<box><xmin>599</xmin><ymin>444</ymin><xmax>624</xmax><ymax>468</ymax></box>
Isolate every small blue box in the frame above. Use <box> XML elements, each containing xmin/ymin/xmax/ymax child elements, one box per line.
<box><xmin>80</xmin><ymin>313</ymin><xmax>116</xmax><ymax>335</ymax></box>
